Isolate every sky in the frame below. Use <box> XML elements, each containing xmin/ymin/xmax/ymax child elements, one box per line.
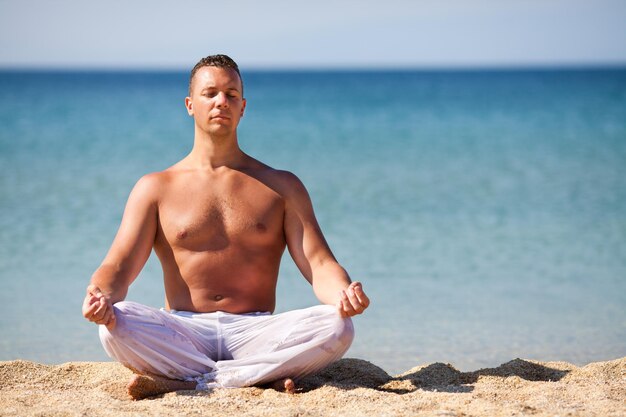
<box><xmin>1</xmin><ymin>0</ymin><xmax>625</xmax><ymax>70</ymax></box>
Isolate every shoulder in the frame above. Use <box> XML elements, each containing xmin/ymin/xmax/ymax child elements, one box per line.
<box><xmin>137</xmin><ymin>163</ymin><xmax>191</xmax><ymax>188</ymax></box>
<box><xmin>263</xmin><ymin>168</ymin><xmax>312</xmax><ymax>207</ymax></box>
<box><xmin>135</xmin><ymin>171</ymin><xmax>168</xmax><ymax>189</ymax></box>
<box><xmin>128</xmin><ymin>171</ymin><xmax>170</xmax><ymax>204</ymax></box>
<box><xmin>243</xmin><ymin>156</ymin><xmax>307</xmax><ymax>194</ymax></box>
<box><xmin>248</xmin><ymin>161</ymin><xmax>307</xmax><ymax>195</ymax></box>
<box><xmin>275</xmin><ymin>169</ymin><xmax>307</xmax><ymax>193</ymax></box>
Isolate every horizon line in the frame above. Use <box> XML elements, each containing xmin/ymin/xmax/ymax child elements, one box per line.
<box><xmin>1</xmin><ymin>61</ymin><xmax>626</xmax><ymax>73</ymax></box>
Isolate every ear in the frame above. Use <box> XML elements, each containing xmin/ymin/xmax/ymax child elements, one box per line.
<box><xmin>240</xmin><ymin>98</ymin><xmax>247</xmax><ymax>118</ymax></box>
<box><xmin>185</xmin><ymin>96</ymin><xmax>193</xmax><ymax>116</ymax></box>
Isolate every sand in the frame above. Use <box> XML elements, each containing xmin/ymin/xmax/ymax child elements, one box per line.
<box><xmin>1</xmin><ymin>357</ymin><xmax>624</xmax><ymax>416</ymax></box>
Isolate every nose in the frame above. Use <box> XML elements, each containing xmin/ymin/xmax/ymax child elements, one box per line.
<box><xmin>215</xmin><ymin>91</ymin><xmax>228</xmax><ymax>108</ymax></box>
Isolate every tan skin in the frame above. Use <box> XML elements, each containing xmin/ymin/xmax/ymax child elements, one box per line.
<box><xmin>81</xmin><ymin>66</ymin><xmax>369</xmax><ymax>397</ymax></box>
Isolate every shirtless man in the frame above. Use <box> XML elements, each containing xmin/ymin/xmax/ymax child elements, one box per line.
<box><xmin>81</xmin><ymin>55</ymin><xmax>370</xmax><ymax>400</ymax></box>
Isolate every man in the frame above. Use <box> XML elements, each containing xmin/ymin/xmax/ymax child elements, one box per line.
<box><xmin>82</xmin><ymin>54</ymin><xmax>370</xmax><ymax>400</ymax></box>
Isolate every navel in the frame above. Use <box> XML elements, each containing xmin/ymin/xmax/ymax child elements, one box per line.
<box><xmin>214</xmin><ymin>294</ymin><xmax>224</xmax><ymax>301</ymax></box>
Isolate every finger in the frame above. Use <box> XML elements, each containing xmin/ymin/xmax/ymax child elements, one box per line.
<box><xmin>336</xmin><ymin>301</ymin><xmax>348</xmax><ymax>318</ymax></box>
<box><xmin>348</xmin><ymin>282</ymin><xmax>368</xmax><ymax>304</ymax></box>
<box><xmin>353</xmin><ymin>284</ymin><xmax>370</xmax><ymax>308</ymax></box>
<box><xmin>89</xmin><ymin>287</ymin><xmax>105</xmax><ymax>301</ymax></box>
<box><xmin>97</xmin><ymin>306</ymin><xmax>111</xmax><ymax>325</ymax></box>
<box><xmin>82</xmin><ymin>294</ymin><xmax>97</xmax><ymax>310</ymax></box>
<box><xmin>86</xmin><ymin>284</ymin><xmax>101</xmax><ymax>297</ymax></box>
<box><xmin>95</xmin><ymin>314</ymin><xmax>114</xmax><ymax>327</ymax></box>
<box><xmin>345</xmin><ymin>287</ymin><xmax>364</xmax><ymax>314</ymax></box>
<box><xmin>107</xmin><ymin>312</ymin><xmax>117</xmax><ymax>327</ymax></box>
<box><xmin>86</xmin><ymin>289</ymin><xmax>106</xmax><ymax>308</ymax></box>
<box><xmin>104</xmin><ymin>314</ymin><xmax>117</xmax><ymax>331</ymax></box>
<box><xmin>82</xmin><ymin>297</ymin><xmax>101</xmax><ymax>319</ymax></box>
<box><xmin>101</xmin><ymin>306</ymin><xmax>116</xmax><ymax>326</ymax></box>
<box><xmin>339</xmin><ymin>290</ymin><xmax>356</xmax><ymax>316</ymax></box>
<box><xmin>92</xmin><ymin>298</ymin><xmax>108</xmax><ymax>320</ymax></box>
<box><xmin>85</xmin><ymin>294</ymin><xmax>103</xmax><ymax>315</ymax></box>
<box><xmin>335</xmin><ymin>291</ymin><xmax>348</xmax><ymax>316</ymax></box>
<box><xmin>348</xmin><ymin>282</ymin><xmax>363</xmax><ymax>301</ymax></box>
<box><xmin>340</xmin><ymin>298</ymin><xmax>352</xmax><ymax>316</ymax></box>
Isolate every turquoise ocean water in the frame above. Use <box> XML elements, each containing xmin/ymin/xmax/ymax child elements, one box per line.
<box><xmin>0</xmin><ymin>69</ymin><xmax>625</xmax><ymax>374</ymax></box>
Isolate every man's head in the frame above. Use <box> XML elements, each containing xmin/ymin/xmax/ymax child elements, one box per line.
<box><xmin>185</xmin><ymin>54</ymin><xmax>247</xmax><ymax>137</ymax></box>
<box><xmin>189</xmin><ymin>54</ymin><xmax>243</xmax><ymax>97</ymax></box>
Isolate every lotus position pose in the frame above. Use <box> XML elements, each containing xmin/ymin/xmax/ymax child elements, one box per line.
<box><xmin>81</xmin><ymin>54</ymin><xmax>370</xmax><ymax>400</ymax></box>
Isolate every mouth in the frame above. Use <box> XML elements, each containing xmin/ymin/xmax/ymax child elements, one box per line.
<box><xmin>211</xmin><ymin>114</ymin><xmax>230</xmax><ymax>121</ymax></box>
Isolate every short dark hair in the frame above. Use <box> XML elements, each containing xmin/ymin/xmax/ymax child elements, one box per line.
<box><xmin>189</xmin><ymin>54</ymin><xmax>243</xmax><ymax>96</ymax></box>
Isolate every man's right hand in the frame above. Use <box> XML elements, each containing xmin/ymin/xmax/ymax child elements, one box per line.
<box><xmin>82</xmin><ymin>284</ymin><xmax>116</xmax><ymax>330</ymax></box>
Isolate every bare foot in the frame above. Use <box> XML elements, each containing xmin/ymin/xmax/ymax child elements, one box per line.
<box><xmin>269</xmin><ymin>377</ymin><xmax>296</xmax><ymax>394</ymax></box>
<box><xmin>127</xmin><ymin>374</ymin><xmax>197</xmax><ymax>400</ymax></box>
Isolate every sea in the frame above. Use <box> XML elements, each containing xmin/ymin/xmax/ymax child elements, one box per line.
<box><xmin>1</xmin><ymin>68</ymin><xmax>625</xmax><ymax>375</ymax></box>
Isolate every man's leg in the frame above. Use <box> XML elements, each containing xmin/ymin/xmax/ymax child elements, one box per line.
<box><xmin>208</xmin><ymin>305</ymin><xmax>354</xmax><ymax>389</ymax></box>
<box><xmin>125</xmin><ymin>374</ymin><xmax>196</xmax><ymax>400</ymax></box>
<box><xmin>99</xmin><ymin>301</ymin><xmax>217</xmax><ymax>399</ymax></box>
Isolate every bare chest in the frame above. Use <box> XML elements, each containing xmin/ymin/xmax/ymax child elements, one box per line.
<box><xmin>157</xmin><ymin>181</ymin><xmax>285</xmax><ymax>251</ymax></box>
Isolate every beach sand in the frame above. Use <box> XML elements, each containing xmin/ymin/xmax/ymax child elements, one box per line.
<box><xmin>1</xmin><ymin>357</ymin><xmax>624</xmax><ymax>416</ymax></box>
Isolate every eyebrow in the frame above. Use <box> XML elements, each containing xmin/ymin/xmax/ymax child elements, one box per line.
<box><xmin>200</xmin><ymin>86</ymin><xmax>241</xmax><ymax>92</ymax></box>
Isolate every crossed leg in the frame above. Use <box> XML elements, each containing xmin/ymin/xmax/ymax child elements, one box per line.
<box><xmin>100</xmin><ymin>302</ymin><xmax>353</xmax><ymax>399</ymax></box>
<box><xmin>126</xmin><ymin>374</ymin><xmax>295</xmax><ymax>400</ymax></box>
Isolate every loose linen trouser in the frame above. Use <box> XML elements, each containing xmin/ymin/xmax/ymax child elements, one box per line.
<box><xmin>99</xmin><ymin>301</ymin><xmax>354</xmax><ymax>389</ymax></box>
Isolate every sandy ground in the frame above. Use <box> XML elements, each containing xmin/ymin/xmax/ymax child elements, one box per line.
<box><xmin>0</xmin><ymin>357</ymin><xmax>624</xmax><ymax>416</ymax></box>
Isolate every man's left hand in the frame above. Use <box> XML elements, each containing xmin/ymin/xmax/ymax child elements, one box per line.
<box><xmin>337</xmin><ymin>281</ymin><xmax>370</xmax><ymax>317</ymax></box>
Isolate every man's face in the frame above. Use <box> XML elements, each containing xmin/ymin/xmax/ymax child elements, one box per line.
<box><xmin>185</xmin><ymin>66</ymin><xmax>246</xmax><ymax>135</ymax></box>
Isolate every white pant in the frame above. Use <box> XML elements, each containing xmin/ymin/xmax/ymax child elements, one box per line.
<box><xmin>99</xmin><ymin>301</ymin><xmax>354</xmax><ymax>389</ymax></box>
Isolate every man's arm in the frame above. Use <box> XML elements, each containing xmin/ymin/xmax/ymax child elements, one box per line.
<box><xmin>282</xmin><ymin>172</ymin><xmax>370</xmax><ymax>317</ymax></box>
<box><xmin>82</xmin><ymin>174</ymin><xmax>160</xmax><ymax>329</ymax></box>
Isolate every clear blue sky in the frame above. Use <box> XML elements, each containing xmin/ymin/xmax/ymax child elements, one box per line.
<box><xmin>1</xmin><ymin>0</ymin><xmax>625</xmax><ymax>69</ymax></box>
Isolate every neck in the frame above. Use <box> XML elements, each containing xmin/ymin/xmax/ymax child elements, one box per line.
<box><xmin>187</xmin><ymin>129</ymin><xmax>245</xmax><ymax>169</ymax></box>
